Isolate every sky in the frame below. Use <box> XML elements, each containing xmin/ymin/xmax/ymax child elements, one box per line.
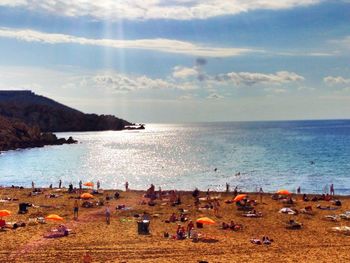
<box><xmin>0</xmin><ymin>0</ymin><xmax>350</xmax><ymax>123</ymax></box>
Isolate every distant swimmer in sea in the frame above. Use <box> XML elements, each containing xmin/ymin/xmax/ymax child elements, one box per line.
<box><xmin>235</xmin><ymin>172</ymin><xmax>241</xmax><ymax>176</ymax></box>
<box><xmin>214</xmin><ymin>168</ymin><xmax>217</xmax><ymax>172</ymax></box>
<box><xmin>310</xmin><ymin>161</ymin><xmax>315</xmax><ymax>165</ymax></box>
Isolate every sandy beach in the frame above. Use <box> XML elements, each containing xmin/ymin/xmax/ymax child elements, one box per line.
<box><xmin>1</xmin><ymin>187</ymin><xmax>350</xmax><ymax>263</ymax></box>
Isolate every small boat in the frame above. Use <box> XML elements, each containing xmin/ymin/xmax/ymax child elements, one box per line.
<box><xmin>124</xmin><ymin>124</ymin><xmax>145</xmax><ymax>130</ymax></box>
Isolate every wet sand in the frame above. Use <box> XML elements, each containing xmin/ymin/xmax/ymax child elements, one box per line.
<box><xmin>1</xmin><ymin>188</ymin><xmax>350</xmax><ymax>262</ymax></box>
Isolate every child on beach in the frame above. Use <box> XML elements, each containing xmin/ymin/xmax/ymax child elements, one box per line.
<box><xmin>73</xmin><ymin>200</ymin><xmax>79</xmax><ymax>220</ymax></box>
<box><xmin>213</xmin><ymin>199</ymin><xmax>220</xmax><ymax>217</ymax></box>
<box><xmin>187</xmin><ymin>221</ymin><xmax>194</xmax><ymax>237</ymax></box>
<box><xmin>105</xmin><ymin>205</ymin><xmax>111</xmax><ymax>225</ymax></box>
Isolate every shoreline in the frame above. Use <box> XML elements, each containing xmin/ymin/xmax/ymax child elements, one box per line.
<box><xmin>1</xmin><ymin>186</ymin><xmax>348</xmax><ymax>197</ymax></box>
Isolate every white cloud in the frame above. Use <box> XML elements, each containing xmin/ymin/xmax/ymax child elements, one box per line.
<box><xmin>93</xmin><ymin>73</ymin><xmax>177</xmax><ymax>93</ymax></box>
<box><xmin>330</xmin><ymin>35</ymin><xmax>350</xmax><ymax>48</ymax></box>
<box><xmin>0</xmin><ymin>0</ymin><xmax>26</xmax><ymax>7</ymax></box>
<box><xmin>0</xmin><ymin>0</ymin><xmax>322</xmax><ymax>21</ymax></box>
<box><xmin>215</xmin><ymin>71</ymin><xmax>304</xmax><ymax>86</ymax></box>
<box><xmin>172</xmin><ymin>66</ymin><xmax>198</xmax><ymax>79</ymax></box>
<box><xmin>0</xmin><ymin>27</ymin><xmax>255</xmax><ymax>57</ymax></box>
<box><xmin>324</xmin><ymin>76</ymin><xmax>350</xmax><ymax>85</ymax></box>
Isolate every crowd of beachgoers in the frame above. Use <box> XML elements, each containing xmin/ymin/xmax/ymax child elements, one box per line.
<box><xmin>1</xmin><ymin>181</ymin><xmax>350</xmax><ymax>262</ymax></box>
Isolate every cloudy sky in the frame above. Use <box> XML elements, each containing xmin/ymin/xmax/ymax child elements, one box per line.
<box><xmin>0</xmin><ymin>0</ymin><xmax>350</xmax><ymax>123</ymax></box>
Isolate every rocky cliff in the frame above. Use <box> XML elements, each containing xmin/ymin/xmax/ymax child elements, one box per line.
<box><xmin>0</xmin><ymin>115</ymin><xmax>77</xmax><ymax>152</ymax></box>
<box><xmin>0</xmin><ymin>91</ymin><xmax>131</xmax><ymax>132</ymax></box>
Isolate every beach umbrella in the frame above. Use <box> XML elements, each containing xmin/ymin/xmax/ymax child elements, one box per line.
<box><xmin>0</xmin><ymin>209</ymin><xmax>11</xmax><ymax>218</ymax></box>
<box><xmin>276</xmin><ymin>189</ymin><xmax>291</xmax><ymax>195</ymax></box>
<box><xmin>80</xmin><ymin>193</ymin><xmax>94</xmax><ymax>199</ymax></box>
<box><xmin>45</xmin><ymin>214</ymin><xmax>64</xmax><ymax>221</ymax></box>
<box><xmin>83</xmin><ymin>182</ymin><xmax>94</xmax><ymax>187</ymax></box>
<box><xmin>196</xmin><ymin>217</ymin><xmax>216</xmax><ymax>225</ymax></box>
<box><xmin>233</xmin><ymin>194</ymin><xmax>247</xmax><ymax>202</ymax></box>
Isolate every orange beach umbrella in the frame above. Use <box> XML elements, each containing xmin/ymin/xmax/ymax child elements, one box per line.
<box><xmin>83</xmin><ymin>182</ymin><xmax>94</xmax><ymax>187</ymax></box>
<box><xmin>45</xmin><ymin>214</ymin><xmax>64</xmax><ymax>221</ymax></box>
<box><xmin>276</xmin><ymin>189</ymin><xmax>291</xmax><ymax>195</ymax></box>
<box><xmin>0</xmin><ymin>209</ymin><xmax>11</xmax><ymax>217</ymax></box>
<box><xmin>80</xmin><ymin>193</ymin><xmax>94</xmax><ymax>199</ymax></box>
<box><xmin>196</xmin><ymin>217</ymin><xmax>216</xmax><ymax>225</ymax></box>
<box><xmin>233</xmin><ymin>194</ymin><xmax>247</xmax><ymax>202</ymax></box>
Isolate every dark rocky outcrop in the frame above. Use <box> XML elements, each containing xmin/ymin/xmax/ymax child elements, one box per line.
<box><xmin>0</xmin><ymin>90</ymin><xmax>132</xmax><ymax>132</ymax></box>
<box><xmin>0</xmin><ymin>115</ymin><xmax>77</xmax><ymax>152</ymax></box>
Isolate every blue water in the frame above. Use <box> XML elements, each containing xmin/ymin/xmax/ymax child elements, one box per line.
<box><xmin>1</xmin><ymin>120</ymin><xmax>350</xmax><ymax>194</ymax></box>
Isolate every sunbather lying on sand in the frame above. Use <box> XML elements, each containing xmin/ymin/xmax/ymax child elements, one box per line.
<box><xmin>286</xmin><ymin>220</ymin><xmax>302</xmax><ymax>229</ymax></box>
<box><xmin>300</xmin><ymin>206</ymin><xmax>314</xmax><ymax>215</ymax></box>
<box><xmin>316</xmin><ymin>204</ymin><xmax>338</xmax><ymax>210</ymax></box>
<box><xmin>221</xmin><ymin>221</ymin><xmax>243</xmax><ymax>231</ymax></box>
<box><xmin>44</xmin><ymin>224</ymin><xmax>70</xmax><ymax>238</ymax></box>
<box><xmin>250</xmin><ymin>236</ymin><xmax>273</xmax><ymax>245</ymax></box>
<box><xmin>331</xmin><ymin>226</ymin><xmax>350</xmax><ymax>235</ymax></box>
<box><xmin>324</xmin><ymin>215</ymin><xmax>339</xmax><ymax>221</ymax></box>
<box><xmin>242</xmin><ymin>210</ymin><xmax>262</xmax><ymax>217</ymax></box>
<box><xmin>279</xmin><ymin>207</ymin><xmax>297</xmax><ymax>215</ymax></box>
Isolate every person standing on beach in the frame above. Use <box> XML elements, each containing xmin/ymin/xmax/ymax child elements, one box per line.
<box><xmin>79</xmin><ymin>180</ymin><xmax>82</xmax><ymax>190</ymax></box>
<box><xmin>226</xmin><ymin>183</ymin><xmax>230</xmax><ymax>193</ymax></box>
<box><xmin>105</xmin><ymin>205</ymin><xmax>111</xmax><ymax>225</ymax></box>
<box><xmin>125</xmin><ymin>181</ymin><xmax>129</xmax><ymax>191</ymax></box>
<box><xmin>330</xmin><ymin>184</ymin><xmax>335</xmax><ymax>196</ymax></box>
<box><xmin>73</xmin><ymin>200</ymin><xmax>79</xmax><ymax>220</ymax></box>
<box><xmin>213</xmin><ymin>199</ymin><xmax>220</xmax><ymax>217</ymax></box>
<box><xmin>259</xmin><ymin>187</ymin><xmax>264</xmax><ymax>204</ymax></box>
<box><xmin>31</xmin><ymin>181</ymin><xmax>35</xmax><ymax>190</ymax></box>
<box><xmin>233</xmin><ymin>186</ymin><xmax>238</xmax><ymax>197</ymax></box>
<box><xmin>187</xmin><ymin>220</ymin><xmax>194</xmax><ymax>238</ymax></box>
<box><xmin>297</xmin><ymin>187</ymin><xmax>301</xmax><ymax>194</ymax></box>
<box><xmin>59</xmin><ymin>179</ymin><xmax>62</xmax><ymax>189</ymax></box>
<box><xmin>97</xmin><ymin>180</ymin><xmax>100</xmax><ymax>190</ymax></box>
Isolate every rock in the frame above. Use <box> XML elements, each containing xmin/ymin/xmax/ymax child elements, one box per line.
<box><xmin>0</xmin><ymin>115</ymin><xmax>78</xmax><ymax>152</ymax></box>
<box><xmin>67</xmin><ymin>136</ymin><xmax>78</xmax><ymax>144</ymax></box>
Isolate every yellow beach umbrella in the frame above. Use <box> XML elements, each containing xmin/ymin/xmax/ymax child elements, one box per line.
<box><xmin>233</xmin><ymin>194</ymin><xmax>247</xmax><ymax>202</ymax></box>
<box><xmin>45</xmin><ymin>214</ymin><xmax>64</xmax><ymax>221</ymax></box>
<box><xmin>196</xmin><ymin>217</ymin><xmax>216</xmax><ymax>225</ymax></box>
<box><xmin>276</xmin><ymin>189</ymin><xmax>291</xmax><ymax>195</ymax></box>
<box><xmin>80</xmin><ymin>193</ymin><xmax>94</xmax><ymax>199</ymax></box>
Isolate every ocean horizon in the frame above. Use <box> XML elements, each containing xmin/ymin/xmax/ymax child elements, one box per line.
<box><xmin>1</xmin><ymin>119</ymin><xmax>350</xmax><ymax>194</ymax></box>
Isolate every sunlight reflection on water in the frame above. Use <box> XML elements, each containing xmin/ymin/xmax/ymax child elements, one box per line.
<box><xmin>1</xmin><ymin>121</ymin><xmax>350</xmax><ymax>194</ymax></box>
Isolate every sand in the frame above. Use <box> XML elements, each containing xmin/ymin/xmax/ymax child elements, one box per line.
<box><xmin>1</xmin><ymin>187</ymin><xmax>350</xmax><ymax>263</ymax></box>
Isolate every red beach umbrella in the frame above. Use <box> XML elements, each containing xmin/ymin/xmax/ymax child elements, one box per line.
<box><xmin>196</xmin><ymin>217</ymin><xmax>216</xmax><ymax>225</ymax></box>
<box><xmin>276</xmin><ymin>189</ymin><xmax>291</xmax><ymax>195</ymax></box>
<box><xmin>233</xmin><ymin>194</ymin><xmax>247</xmax><ymax>202</ymax></box>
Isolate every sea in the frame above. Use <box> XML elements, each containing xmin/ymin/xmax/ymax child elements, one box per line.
<box><xmin>1</xmin><ymin>120</ymin><xmax>350</xmax><ymax>194</ymax></box>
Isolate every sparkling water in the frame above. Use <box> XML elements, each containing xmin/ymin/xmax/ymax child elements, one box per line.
<box><xmin>1</xmin><ymin>120</ymin><xmax>350</xmax><ymax>194</ymax></box>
